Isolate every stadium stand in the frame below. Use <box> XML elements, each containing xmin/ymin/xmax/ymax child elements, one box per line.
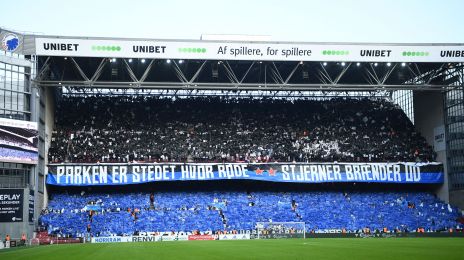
<box><xmin>0</xmin><ymin>146</ymin><xmax>38</xmax><ymax>162</ymax></box>
<box><xmin>0</xmin><ymin>127</ymin><xmax>38</xmax><ymax>162</ymax></box>
<box><xmin>48</xmin><ymin>96</ymin><xmax>435</xmax><ymax>163</ymax></box>
<box><xmin>39</xmin><ymin>188</ymin><xmax>460</xmax><ymax>237</ymax></box>
<box><xmin>0</xmin><ymin>131</ymin><xmax>37</xmax><ymax>151</ymax></box>
<box><xmin>40</xmin><ymin>95</ymin><xmax>458</xmax><ymax>239</ymax></box>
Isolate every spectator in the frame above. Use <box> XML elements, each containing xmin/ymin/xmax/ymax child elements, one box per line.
<box><xmin>48</xmin><ymin>96</ymin><xmax>435</xmax><ymax>164</ymax></box>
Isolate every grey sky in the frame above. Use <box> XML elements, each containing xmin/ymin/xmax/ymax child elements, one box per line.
<box><xmin>1</xmin><ymin>0</ymin><xmax>463</xmax><ymax>43</ymax></box>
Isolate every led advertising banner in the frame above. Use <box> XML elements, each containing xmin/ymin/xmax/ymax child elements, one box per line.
<box><xmin>35</xmin><ymin>37</ymin><xmax>464</xmax><ymax>62</ymax></box>
<box><xmin>0</xmin><ymin>189</ymin><xmax>24</xmax><ymax>222</ymax></box>
<box><xmin>0</xmin><ymin>118</ymin><xmax>38</xmax><ymax>164</ymax></box>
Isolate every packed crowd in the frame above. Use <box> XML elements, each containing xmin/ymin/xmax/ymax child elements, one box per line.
<box><xmin>39</xmin><ymin>190</ymin><xmax>461</xmax><ymax>237</ymax></box>
<box><xmin>48</xmin><ymin>96</ymin><xmax>435</xmax><ymax>163</ymax></box>
<box><xmin>0</xmin><ymin>146</ymin><xmax>38</xmax><ymax>162</ymax></box>
<box><xmin>0</xmin><ymin>131</ymin><xmax>37</xmax><ymax>151</ymax></box>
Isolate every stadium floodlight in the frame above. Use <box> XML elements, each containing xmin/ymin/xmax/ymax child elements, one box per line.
<box><xmin>141</xmin><ymin>59</ymin><xmax>146</xmax><ymax>63</ymax></box>
<box><xmin>387</xmin><ymin>62</ymin><xmax>391</xmax><ymax>66</ymax></box>
<box><xmin>128</xmin><ymin>59</ymin><xmax>133</xmax><ymax>63</ymax></box>
<box><xmin>167</xmin><ymin>59</ymin><xmax>171</xmax><ymax>63</ymax></box>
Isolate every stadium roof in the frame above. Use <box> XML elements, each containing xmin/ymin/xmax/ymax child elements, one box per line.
<box><xmin>2</xmin><ymin>28</ymin><xmax>463</xmax><ymax>91</ymax></box>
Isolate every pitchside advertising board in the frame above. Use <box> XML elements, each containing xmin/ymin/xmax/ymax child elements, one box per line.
<box><xmin>91</xmin><ymin>234</ymin><xmax>249</xmax><ymax>243</ymax></box>
<box><xmin>0</xmin><ymin>189</ymin><xmax>24</xmax><ymax>222</ymax></box>
<box><xmin>34</xmin><ymin>37</ymin><xmax>464</xmax><ymax>62</ymax></box>
<box><xmin>47</xmin><ymin>162</ymin><xmax>444</xmax><ymax>186</ymax></box>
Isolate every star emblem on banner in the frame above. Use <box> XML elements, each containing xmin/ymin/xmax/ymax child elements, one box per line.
<box><xmin>268</xmin><ymin>168</ymin><xmax>277</xmax><ymax>176</ymax></box>
<box><xmin>255</xmin><ymin>168</ymin><xmax>264</xmax><ymax>175</ymax></box>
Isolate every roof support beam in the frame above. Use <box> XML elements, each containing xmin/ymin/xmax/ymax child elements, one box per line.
<box><xmin>189</xmin><ymin>61</ymin><xmax>207</xmax><ymax>84</ymax></box>
<box><xmin>37</xmin><ymin>80</ymin><xmax>458</xmax><ymax>91</ymax></box>
<box><xmin>139</xmin><ymin>59</ymin><xmax>155</xmax><ymax>83</ymax></box>
<box><xmin>70</xmin><ymin>57</ymin><xmax>90</xmax><ymax>82</ymax></box>
<box><xmin>123</xmin><ymin>59</ymin><xmax>139</xmax><ymax>83</ymax></box>
<box><xmin>89</xmin><ymin>58</ymin><xmax>108</xmax><ymax>86</ymax></box>
<box><xmin>284</xmin><ymin>62</ymin><xmax>300</xmax><ymax>84</ymax></box>
<box><xmin>240</xmin><ymin>62</ymin><xmax>255</xmax><ymax>83</ymax></box>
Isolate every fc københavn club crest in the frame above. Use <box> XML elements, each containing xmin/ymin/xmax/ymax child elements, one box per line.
<box><xmin>1</xmin><ymin>33</ymin><xmax>20</xmax><ymax>52</ymax></box>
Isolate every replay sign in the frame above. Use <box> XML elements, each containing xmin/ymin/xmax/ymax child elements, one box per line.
<box><xmin>0</xmin><ymin>189</ymin><xmax>24</xmax><ymax>222</ymax></box>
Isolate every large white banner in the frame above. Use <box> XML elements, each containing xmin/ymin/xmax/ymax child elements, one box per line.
<box><xmin>35</xmin><ymin>37</ymin><xmax>464</xmax><ymax>62</ymax></box>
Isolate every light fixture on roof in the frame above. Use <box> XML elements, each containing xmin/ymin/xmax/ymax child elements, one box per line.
<box><xmin>212</xmin><ymin>62</ymin><xmax>219</xmax><ymax>78</ymax></box>
<box><xmin>374</xmin><ymin>63</ymin><xmax>378</xmax><ymax>67</ymax></box>
<box><xmin>179</xmin><ymin>60</ymin><xmax>184</xmax><ymax>64</ymax></box>
<box><xmin>323</xmin><ymin>62</ymin><xmax>327</xmax><ymax>66</ymax></box>
<box><xmin>341</xmin><ymin>62</ymin><xmax>346</xmax><ymax>66</ymax></box>
<box><xmin>387</xmin><ymin>62</ymin><xmax>391</xmax><ymax>66</ymax></box>
<box><xmin>128</xmin><ymin>59</ymin><xmax>133</xmax><ymax>63</ymax></box>
<box><xmin>401</xmin><ymin>62</ymin><xmax>406</xmax><ymax>67</ymax></box>
<box><xmin>141</xmin><ymin>59</ymin><xmax>146</xmax><ymax>63</ymax></box>
<box><xmin>356</xmin><ymin>62</ymin><xmax>360</xmax><ymax>66</ymax></box>
<box><xmin>111</xmin><ymin>58</ymin><xmax>116</xmax><ymax>63</ymax></box>
<box><xmin>64</xmin><ymin>57</ymin><xmax>68</xmax><ymax>60</ymax></box>
<box><xmin>167</xmin><ymin>59</ymin><xmax>171</xmax><ymax>63</ymax></box>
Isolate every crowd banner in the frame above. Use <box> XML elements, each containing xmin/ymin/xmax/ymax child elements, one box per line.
<box><xmin>47</xmin><ymin>162</ymin><xmax>444</xmax><ymax>186</ymax></box>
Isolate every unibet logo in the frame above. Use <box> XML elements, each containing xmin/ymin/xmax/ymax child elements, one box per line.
<box><xmin>440</xmin><ymin>50</ymin><xmax>464</xmax><ymax>57</ymax></box>
<box><xmin>1</xmin><ymin>33</ymin><xmax>20</xmax><ymax>52</ymax></box>
<box><xmin>360</xmin><ymin>49</ymin><xmax>391</xmax><ymax>57</ymax></box>
<box><xmin>133</xmin><ymin>45</ymin><xmax>166</xmax><ymax>53</ymax></box>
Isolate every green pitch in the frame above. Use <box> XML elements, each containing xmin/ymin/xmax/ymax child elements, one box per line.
<box><xmin>1</xmin><ymin>238</ymin><xmax>463</xmax><ymax>260</ymax></box>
